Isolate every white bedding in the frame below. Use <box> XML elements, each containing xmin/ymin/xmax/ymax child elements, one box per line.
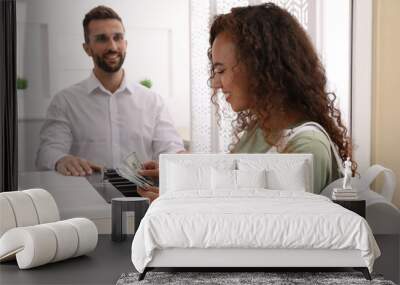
<box><xmin>131</xmin><ymin>190</ymin><xmax>380</xmax><ymax>273</ymax></box>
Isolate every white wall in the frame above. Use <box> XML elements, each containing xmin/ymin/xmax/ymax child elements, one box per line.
<box><xmin>18</xmin><ymin>120</ymin><xmax>44</xmax><ymax>172</ymax></box>
<box><xmin>17</xmin><ymin>0</ymin><xmax>190</xmax><ymax>171</ymax></box>
<box><xmin>318</xmin><ymin>0</ymin><xmax>352</xmax><ymax>129</ymax></box>
<box><xmin>372</xmin><ymin>0</ymin><xmax>400</xmax><ymax>208</ymax></box>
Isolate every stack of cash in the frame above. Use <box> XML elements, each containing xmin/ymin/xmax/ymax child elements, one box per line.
<box><xmin>332</xmin><ymin>188</ymin><xmax>359</xmax><ymax>200</ymax></box>
<box><xmin>116</xmin><ymin>152</ymin><xmax>154</xmax><ymax>189</ymax></box>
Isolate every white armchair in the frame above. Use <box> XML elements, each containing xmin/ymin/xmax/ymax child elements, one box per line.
<box><xmin>0</xmin><ymin>189</ymin><xmax>98</xmax><ymax>269</ymax></box>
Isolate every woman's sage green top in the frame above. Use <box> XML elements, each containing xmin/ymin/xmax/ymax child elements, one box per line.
<box><xmin>232</xmin><ymin>126</ymin><xmax>339</xmax><ymax>194</ymax></box>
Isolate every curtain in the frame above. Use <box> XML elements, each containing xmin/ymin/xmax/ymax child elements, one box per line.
<box><xmin>0</xmin><ymin>0</ymin><xmax>18</xmax><ymax>192</ymax></box>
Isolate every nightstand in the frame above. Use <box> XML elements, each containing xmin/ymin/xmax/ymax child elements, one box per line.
<box><xmin>111</xmin><ymin>197</ymin><xmax>149</xmax><ymax>241</ymax></box>
<box><xmin>332</xmin><ymin>200</ymin><xmax>366</xmax><ymax>218</ymax></box>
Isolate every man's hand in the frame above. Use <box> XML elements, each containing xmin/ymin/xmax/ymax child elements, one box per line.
<box><xmin>137</xmin><ymin>186</ymin><xmax>159</xmax><ymax>203</ymax></box>
<box><xmin>138</xmin><ymin>160</ymin><xmax>159</xmax><ymax>179</ymax></box>
<box><xmin>55</xmin><ymin>155</ymin><xmax>103</xmax><ymax>176</ymax></box>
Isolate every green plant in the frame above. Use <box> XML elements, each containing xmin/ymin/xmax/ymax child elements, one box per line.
<box><xmin>16</xmin><ymin>77</ymin><xmax>28</xmax><ymax>90</ymax></box>
<box><xmin>139</xmin><ymin>79</ymin><xmax>152</xmax><ymax>89</ymax></box>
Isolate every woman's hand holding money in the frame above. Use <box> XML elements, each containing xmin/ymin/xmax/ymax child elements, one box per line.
<box><xmin>138</xmin><ymin>160</ymin><xmax>159</xmax><ymax>178</ymax></box>
<box><xmin>137</xmin><ymin>186</ymin><xmax>159</xmax><ymax>203</ymax></box>
<box><xmin>137</xmin><ymin>160</ymin><xmax>160</xmax><ymax>203</ymax></box>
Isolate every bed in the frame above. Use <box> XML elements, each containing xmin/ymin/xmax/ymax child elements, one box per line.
<box><xmin>131</xmin><ymin>154</ymin><xmax>380</xmax><ymax>280</ymax></box>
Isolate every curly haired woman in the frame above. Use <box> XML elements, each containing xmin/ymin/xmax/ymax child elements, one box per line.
<box><xmin>209</xmin><ymin>3</ymin><xmax>355</xmax><ymax>194</ymax></box>
<box><xmin>138</xmin><ymin>3</ymin><xmax>356</xmax><ymax>201</ymax></box>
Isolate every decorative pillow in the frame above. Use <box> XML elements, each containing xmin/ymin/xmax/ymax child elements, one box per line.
<box><xmin>167</xmin><ymin>162</ymin><xmax>212</xmax><ymax>191</ymax></box>
<box><xmin>267</xmin><ymin>161</ymin><xmax>308</xmax><ymax>191</ymax></box>
<box><xmin>236</xmin><ymin>169</ymin><xmax>268</xmax><ymax>189</ymax></box>
<box><xmin>211</xmin><ymin>168</ymin><xmax>237</xmax><ymax>190</ymax></box>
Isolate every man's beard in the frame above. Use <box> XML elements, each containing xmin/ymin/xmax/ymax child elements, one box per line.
<box><xmin>94</xmin><ymin>52</ymin><xmax>125</xmax><ymax>73</ymax></box>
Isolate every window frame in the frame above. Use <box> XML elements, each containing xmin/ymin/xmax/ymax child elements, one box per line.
<box><xmin>351</xmin><ymin>0</ymin><xmax>373</xmax><ymax>173</ymax></box>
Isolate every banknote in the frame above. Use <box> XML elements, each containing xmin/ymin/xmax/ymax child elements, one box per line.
<box><xmin>116</xmin><ymin>152</ymin><xmax>154</xmax><ymax>189</ymax></box>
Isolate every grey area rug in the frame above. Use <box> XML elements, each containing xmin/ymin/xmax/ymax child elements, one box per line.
<box><xmin>116</xmin><ymin>272</ymin><xmax>396</xmax><ymax>285</ymax></box>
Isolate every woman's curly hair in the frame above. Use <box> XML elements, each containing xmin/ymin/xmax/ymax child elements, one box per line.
<box><xmin>208</xmin><ymin>3</ymin><xmax>356</xmax><ymax>173</ymax></box>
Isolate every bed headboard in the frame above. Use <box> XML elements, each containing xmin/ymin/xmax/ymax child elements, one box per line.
<box><xmin>159</xmin><ymin>153</ymin><xmax>314</xmax><ymax>194</ymax></box>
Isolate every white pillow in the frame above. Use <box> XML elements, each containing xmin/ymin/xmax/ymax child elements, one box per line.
<box><xmin>267</xmin><ymin>161</ymin><xmax>307</xmax><ymax>191</ymax></box>
<box><xmin>211</xmin><ymin>168</ymin><xmax>236</xmax><ymax>190</ymax></box>
<box><xmin>167</xmin><ymin>162</ymin><xmax>212</xmax><ymax>191</ymax></box>
<box><xmin>236</xmin><ymin>169</ymin><xmax>268</xmax><ymax>189</ymax></box>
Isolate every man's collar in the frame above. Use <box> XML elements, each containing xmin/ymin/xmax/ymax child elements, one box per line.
<box><xmin>86</xmin><ymin>72</ymin><xmax>102</xmax><ymax>94</ymax></box>
<box><xmin>118</xmin><ymin>71</ymin><xmax>135</xmax><ymax>95</ymax></box>
<box><xmin>86</xmin><ymin>70</ymin><xmax>134</xmax><ymax>95</ymax></box>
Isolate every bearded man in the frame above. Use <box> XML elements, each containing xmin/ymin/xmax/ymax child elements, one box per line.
<box><xmin>36</xmin><ymin>6</ymin><xmax>184</xmax><ymax>176</ymax></box>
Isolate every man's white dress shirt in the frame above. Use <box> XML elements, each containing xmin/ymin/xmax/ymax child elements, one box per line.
<box><xmin>36</xmin><ymin>71</ymin><xmax>184</xmax><ymax>170</ymax></box>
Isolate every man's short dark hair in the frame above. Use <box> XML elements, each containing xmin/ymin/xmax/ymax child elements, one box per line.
<box><xmin>83</xmin><ymin>5</ymin><xmax>123</xmax><ymax>43</ymax></box>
